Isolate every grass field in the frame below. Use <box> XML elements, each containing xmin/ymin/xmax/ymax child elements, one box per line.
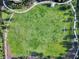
<box><xmin>7</xmin><ymin>5</ymin><xmax>74</xmax><ymax>57</ymax></box>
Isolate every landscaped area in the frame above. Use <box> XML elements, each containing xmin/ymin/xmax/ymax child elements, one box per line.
<box><xmin>0</xmin><ymin>0</ymin><xmax>79</xmax><ymax>59</ymax></box>
<box><xmin>7</xmin><ymin>5</ymin><xmax>73</xmax><ymax>58</ymax></box>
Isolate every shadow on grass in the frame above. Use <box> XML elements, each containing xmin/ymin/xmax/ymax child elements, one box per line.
<box><xmin>63</xmin><ymin>17</ymin><xmax>73</xmax><ymax>22</ymax></box>
<box><xmin>58</xmin><ymin>5</ymin><xmax>71</xmax><ymax>11</ymax></box>
<box><xmin>63</xmin><ymin>35</ymin><xmax>79</xmax><ymax>40</ymax></box>
<box><xmin>61</xmin><ymin>41</ymin><xmax>72</xmax><ymax>51</ymax></box>
<box><xmin>62</xmin><ymin>34</ymin><xmax>79</xmax><ymax>49</ymax></box>
<box><xmin>56</xmin><ymin>57</ymin><xmax>63</xmax><ymax>59</ymax></box>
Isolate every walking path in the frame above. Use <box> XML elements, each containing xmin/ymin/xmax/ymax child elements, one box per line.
<box><xmin>2</xmin><ymin>13</ymin><xmax>14</xmax><ymax>59</ymax></box>
<box><xmin>6</xmin><ymin>43</ymin><xmax>12</xmax><ymax>59</ymax></box>
<box><xmin>3</xmin><ymin>0</ymin><xmax>72</xmax><ymax>13</ymax></box>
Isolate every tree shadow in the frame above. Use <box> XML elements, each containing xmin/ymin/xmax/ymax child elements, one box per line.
<box><xmin>63</xmin><ymin>18</ymin><xmax>73</xmax><ymax>22</ymax></box>
<box><xmin>62</xmin><ymin>28</ymin><xmax>73</xmax><ymax>32</ymax></box>
<box><xmin>63</xmin><ymin>35</ymin><xmax>79</xmax><ymax>40</ymax></box>
<box><xmin>58</xmin><ymin>5</ymin><xmax>71</xmax><ymax>11</ymax></box>
<box><xmin>76</xmin><ymin>22</ymin><xmax>79</xmax><ymax>28</ymax></box>
<box><xmin>56</xmin><ymin>56</ymin><xmax>63</xmax><ymax>59</ymax></box>
<box><xmin>61</xmin><ymin>41</ymin><xmax>72</xmax><ymax>51</ymax></box>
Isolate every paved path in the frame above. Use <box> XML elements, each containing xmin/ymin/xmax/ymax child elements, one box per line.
<box><xmin>3</xmin><ymin>28</ymin><xmax>12</xmax><ymax>59</ymax></box>
<box><xmin>3</xmin><ymin>0</ymin><xmax>72</xmax><ymax>13</ymax></box>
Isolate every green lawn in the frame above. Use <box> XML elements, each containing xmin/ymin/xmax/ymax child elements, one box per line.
<box><xmin>7</xmin><ymin>5</ymin><xmax>73</xmax><ymax>57</ymax></box>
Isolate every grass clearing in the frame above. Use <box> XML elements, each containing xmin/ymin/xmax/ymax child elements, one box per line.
<box><xmin>7</xmin><ymin>5</ymin><xmax>73</xmax><ymax>57</ymax></box>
